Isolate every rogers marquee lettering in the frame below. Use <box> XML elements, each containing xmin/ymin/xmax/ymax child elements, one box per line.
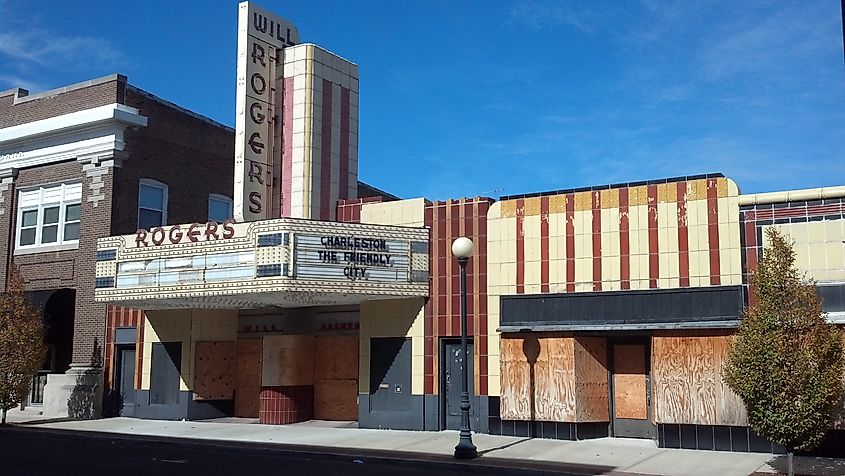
<box><xmin>134</xmin><ymin>220</ymin><xmax>236</xmax><ymax>247</ymax></box>
<box><xmin>294</xmin><ymin>234</ymin><xmax>410</xmax><ymax>282</ymax></box>
<box><xmin>233</xmin><ymin>2</ymin><xmax>300</xmax><ymax>222</ymax></box>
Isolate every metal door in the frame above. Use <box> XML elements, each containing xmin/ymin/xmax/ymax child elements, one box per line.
<box><xmin>117</xmin><ymin>347</ymin><xmax>136</xmax><ymax>417</ymax></box>
<box><xmin>150</xmin><ymin>342</ymin><xmax>182</xmax><ymax>406</ymax></box>
<box><xmin>442</xmin><ymin>340</ymin><xmax>474</xmax><ymax>430</ymax></box>
<box><xmin>369</xmin><ymin>337</ymin><xmax>412</xmax><ymax>428</ymax></box>
<box><xmin>610</xmin><ymin>341</ymin><xmax>656</xmax><ymax>439</ymax></box>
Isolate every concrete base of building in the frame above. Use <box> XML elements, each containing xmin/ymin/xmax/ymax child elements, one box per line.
<box><xmin>658</xmin><ymin>424</ymin><xmax>784</xmax><ymax>453</ymax></box>
<box><xmin>120</xmin><ymin>390</ymin><xmax>232</xmax><ymax>421</ymax></box>
<box><xmin>42</xmin><ymin>364</ymin><xmax>103</xmax><ymax>420</ymax></box>
<box><xmin>358</xmin><ymin>394</ymin><xmax>490</xmax><ymax>432</ymax></box>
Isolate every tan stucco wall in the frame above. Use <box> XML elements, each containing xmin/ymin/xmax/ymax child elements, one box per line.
<box><xmin>140</xmin><ymin>309</ymin><xmax>237</xmax><ymax>391</ymax></box>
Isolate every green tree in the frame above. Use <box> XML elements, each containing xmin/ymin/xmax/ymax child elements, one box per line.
<box><xmin>0</xmin><ymin>265</ymin><xmax>46</xmax><ymax>424</ymax></box>
<box><xmin>724</xmin><ymin>228</ymin><xmax>844</xmax><ymax>476</ymax></box>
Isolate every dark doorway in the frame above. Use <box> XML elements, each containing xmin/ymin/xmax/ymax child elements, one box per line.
<box><xmin>116</xmin><ymin>345</ymin><xmax>136</xmax><ymax>417</ymax></box>
<box><xmin>25</xmin><ymin>289</ymin><xmax>75</xmax><ymax>405</ymax></box>
<box><xmin>609</xmin><ymin>339</ymin><xmax>656</xmax><ymax>439</ymax></box>
<box><xmin>41</xmin><ymin>289</ymin><xmax>76</xmax><ymax>374</ymax></box>
<box><xmin>441</xmin><ymin>339</ymin><xmax>474</xmax><ymax>430</ymax></box>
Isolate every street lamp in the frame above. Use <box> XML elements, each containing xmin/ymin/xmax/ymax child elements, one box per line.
<box><xmin>451</xmin><ymin>237</ymin><xmax>478</xmax><ymax>459</ymax></box>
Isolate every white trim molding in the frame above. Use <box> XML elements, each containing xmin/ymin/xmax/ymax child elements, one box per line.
<box><xmin>739</xmin><ymin>185</ymin><xmax>845</xmax><ymax>206</ymax></box>
<box><xmin>0</xmin><ymin>103</ymin><xmax>148</xmax><ymax>172</ymax></box>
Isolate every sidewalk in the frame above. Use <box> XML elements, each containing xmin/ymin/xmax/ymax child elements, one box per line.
<box><xmin>13</xmin><ymin>416</ymin><xmax>845</xmax><ymax>476</ymax></box>
<box><xmin>3</xmin><ymin>407</ymin><xmax>56</xmax><ymax>424</ymax></box>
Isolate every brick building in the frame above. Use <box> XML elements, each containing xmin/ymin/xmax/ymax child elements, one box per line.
<box><xmin>0</xmin><ymin>74</ymin><xmax>235</xmax><ymax>417</ymax></box>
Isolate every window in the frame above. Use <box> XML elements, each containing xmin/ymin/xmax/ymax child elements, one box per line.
<box><xmin>138</xmin><ymin>179</ymin><xmax>168</xmax><ymax>230</ymax></box>
<box><xmin>16</xmin><ymin>183</ymin><xmax>82</xmax><ymax>250</ymax></box>
<box><xmin>208</xmin><ymin>194</ymin><xmax>233</xmax><ymax>222</ymax></box>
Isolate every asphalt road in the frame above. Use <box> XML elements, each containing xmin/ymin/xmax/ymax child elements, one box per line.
<box><xmin>0</xmin><ymin>425</ymin><xmax>626</xmax><ymax>476</ymax></box>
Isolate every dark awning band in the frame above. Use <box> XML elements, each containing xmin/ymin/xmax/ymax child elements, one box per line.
<box><xmin>499</xmin><ymin>285</ymin><xmax>745</xmax><ymax>331</ymax></box>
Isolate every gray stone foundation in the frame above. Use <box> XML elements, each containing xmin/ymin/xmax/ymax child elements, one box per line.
<box><xmin>43</xmin><ymin>364</ymin><xmax>103</xmax><ymax>419</ymax></box>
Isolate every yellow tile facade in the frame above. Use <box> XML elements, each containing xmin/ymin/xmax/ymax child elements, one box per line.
<box><xmin>359</xmin><ymin>298</ymin><xmax>426</xmax><ymax>395</ymax></box>
<box><xmin>140</xmin><ymin>309</ymin><xmax>238</xmax><ymax>391</ymax></box>
<box><xmin>358</xmin><ymin>198</ymin><xmax>428</xmax><ymax>395</ymax></box>
<box><xmin>486</xmin><ymin>186</ymin><xmax>746</xmax><ymax>293</ymax></box>
<box><xmin>601</xmin><ymin>188</ymin><xmax>619</xmax><ymax>209</ymax></box>
<box><xmin>360</xmin><ymin>197</ymin><xmax>426</xmax><ymax>227</ymax></box>
<box><xmin>485</xmin><ymin>178</ymin><xmax>743</xmax><ymax>396</ymax></box>
<box><xmin>766</xmin><ymin>219</ymin><xmax>845</xmax><ymax>282</ymax></box>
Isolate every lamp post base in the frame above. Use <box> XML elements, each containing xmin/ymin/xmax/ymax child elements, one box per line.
<box><xmin>454</xmin><ymin>436</ymin><xmax>478</xmax><ymax>459</ymax></box>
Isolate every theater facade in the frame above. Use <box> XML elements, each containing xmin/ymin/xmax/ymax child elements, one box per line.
<box><xmin>87</xmin><ymin>2</ymin><xmax>845</xmax><ymax>454</ymax></box>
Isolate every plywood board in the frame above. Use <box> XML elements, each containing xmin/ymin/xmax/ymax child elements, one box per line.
<box><xmin>194</xmin><ymin>341</ymin><xmax>235</xmax><ymax>400</ymax></box>
<box><xmin>690</xmin><ymin>337</ymin><xmax>718</xmax><ymax>424</ymax></box>
<box><xmin>613</xmin><ymin>344</ymin><xmax>647</xmax><ymax>419</ymax></box>
<box><xmin>262</xmin><ymin>335</ymin><xmax>315</xmax><ymax>386</ymax></box>
<box><xmin>652</xmin><ymin>336</ymin><xmax>692</xmax><ymax>424</ymax></box>
<box><xmin>235</xmin><ymin>338</ymin><xmax>262</xmax><ymax>417</ymax></box>
<box><xmin>500</xmin><ymin>337</ymin><xmax>531</xmax><ymax>420</ymax></box>
<box><xmin>652</xmin><ymin>334</ymin><xmax>748</xmax><ymax>426</ymax></box>
<box><xmin>713</xmin><ymin>336</ymin><xmax>748</xmax><ymax>426</ymax></box>
<box><xmin>315</xmin><ymin>335</ymin><xmax>358</xmax><ymax>380</ymax></box>
<box><xmin>532</xmin><ymin>337</ymin><xmax>553</xmax><ymax>421</ymax></box>
<box><xmin>575</xmin><ymin>337</ymin><xmax>609</xmax><ymax>422</ymax></box>
<box><xmin>539</xmin><ymin>337</ymin><xmax>577</xmax><ymax>421</ymax></box>
<box><xmin>500</xmin><ymin>335</ymin><xmax>578</xmax><ymax>422</ymax></box>
<box><xmin>314</xmin><ymin>379</ymin><xmax>358</xmax><ymax>420</ymax></box>
<box><xmin>313</xmin><ymin>335</ymin><xmax>359</xmax><ymax>421</ymax></box>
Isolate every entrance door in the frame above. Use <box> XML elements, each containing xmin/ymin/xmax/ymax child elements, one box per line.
<box><xmin>116</xmin><ymin>346</ymin><xmax>136</xmax><ymax>417</ymax></box>
<box><xmin>442</xmin><ymin>340</ymin><xmax>474</xmax><ymax>430</ymax></box>
<box><xmin>610</xmin><ymin>341</ymin><xmax>656</xmax><ymax>439</ymax></box>
<box><xmin>369</xmin><ymin>337</ymin><xmax>412</xmax><ymax>429</ymax></box>
<box><xmin>235</xmin><ymin>339</ymin><xmax>262</xmax><ymax>417</ymax></box>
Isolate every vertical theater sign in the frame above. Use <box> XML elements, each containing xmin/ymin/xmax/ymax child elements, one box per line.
<box><xmin>234</xmin><ymin>2</ymin><xmax>300</xmax><ymax>222</ymax></box>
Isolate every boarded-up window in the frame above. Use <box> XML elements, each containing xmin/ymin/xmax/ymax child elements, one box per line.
<box><xmin>314</xmin><ymin>335</ymin><xmax>359</xmax><ymax>420</ymax></box>
<box><xmin>194</xmin><ymin>341</ymin><xmax>236</xmax><ymax>400</ymax></box>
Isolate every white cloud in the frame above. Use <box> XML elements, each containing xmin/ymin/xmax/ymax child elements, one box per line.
<box><xmin>0</xmin><ymin>28</ymin><xmax>126</xmax><ymax>68</ymax></box>
<box><xmin>0</xmin><ymin>73</ymin><xmax>45</xmax><ymax>92</ymax></box>
<box><xmin>0</xmin><ymin>24</ymin><xmax>128</xmax><ymax>92</ymax></box>
<box><xmin>508</xmin><ymin>0</ymin><xmax>601</xmax><ymax>33</ymax></box>
<box><xmin>699</xmin><ymin>5</ymin><xmax>837</xmax><ymax>81</ymax></box>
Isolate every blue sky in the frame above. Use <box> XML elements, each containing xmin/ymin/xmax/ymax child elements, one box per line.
<box><xmin>1</xmin><ymin>1</ymin><xmax>843</xmax><ymax>199</ymax></box>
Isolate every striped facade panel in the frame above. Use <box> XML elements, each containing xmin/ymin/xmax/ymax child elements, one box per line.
<box><xmin>104</xmin><ymin>305</ymin><xmax>145</xmax><ymax>390</ymax></box>
<box><xmin>280</xmin><ymin>45</ymin><xmax>358</xmax><ymax>221</ymax></box>
<box><xmin>424</xmin><ymin>198</ymin><xmax>494</xmax><ymax>396</ymax></box>
<box><xmin>487</xmin><ymin>177</ymin><xmax>742</xmax><ymax>397</ymax></box>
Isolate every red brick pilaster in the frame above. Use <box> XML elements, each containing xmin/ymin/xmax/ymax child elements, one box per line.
<box><xmin>0</xmin><ymin>169</ymin><xmax>18</xmax><ymax>292</ymax></box>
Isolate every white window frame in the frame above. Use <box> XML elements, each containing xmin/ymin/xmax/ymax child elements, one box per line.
<box><xmin>208</xmin><ymin>194</ymin><xmax>233</xmax><ymax>222</ymax></box>
<box><xmin>15</xmin><ymin>182</ymin><xmax>82</xmax><ymax>252</ymax></box>
<box><xmin>138</xmin><ymin>179</ymin><xmax>168</xmax><ymax>230</ymax></box>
